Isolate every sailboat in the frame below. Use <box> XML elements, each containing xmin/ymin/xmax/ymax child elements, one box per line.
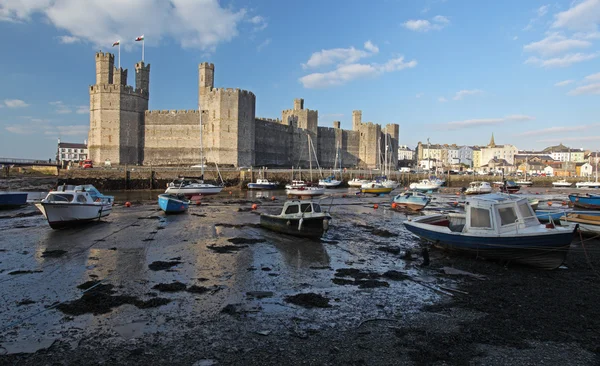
<box><xmin>165</xmin><ymin>102</ymin><xmax>223</xmax><ymax>197</ymax></box>
<box><xmin>381</xmin><ymin>133</ymin><xmax>399</xmax><ymax>189</ymax></box>
<box><xmin>286</xmin><ymin>134</ymin><xmax>325</xmax><ymax>197</ymax></box>
<box><xmin>576</xmin><ymin>151</ymin><xmax>600</xmax><ymax>188</ymax></box>
<box><xmin>515</xmin><ymin>156</ymin><xmax>533</xmax><ymax>187</ymax></box>
<box><xmin>319</xmin><ymin>141</ymin><xmax>342</xmax><ymax>188</ymax></box>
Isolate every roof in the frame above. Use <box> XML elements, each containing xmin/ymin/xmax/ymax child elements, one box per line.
<box><xmin>58</xmin><ymin>142</ymin><xmax>87</xmax><ymax>149</ymax></box>
<box><xmin>468</xmin><ymin>193</ymin><xmax>524</xmax><ymax>204</ymax></box>
<box><xmin>542</xmin><ymin>143</ymin><xmax>573</xmax><ymax>153</ymax></box>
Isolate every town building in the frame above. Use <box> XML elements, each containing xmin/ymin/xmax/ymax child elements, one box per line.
<box><xmin>56</xmin><ymin>139</ymin><xmax>88</xmax><ymax>167</ymax></box>
<box><xmin>397</xmin><ymin>145</ymin><xmax>414</xmax><ymax>161</ymax></box>
<box><xmin>480</xmin><ymin>134</ymin><xmax>518</xmax><ymax>166</ymax></box>
<box><xmin>472</xmin><ymin>147</ymin><xmax>482</xmax><ymax>169</ymax></box>
<box><xmin>542</xmin><ymin>143</ymin><xmax>585</xmax><ymax>162</ymax></box>
<box><xmin>458</xmin><ymin>146</ymin><xmax>474</xmax><ymax>167</ymax></box>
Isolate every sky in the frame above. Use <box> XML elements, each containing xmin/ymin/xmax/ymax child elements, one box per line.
<box><xmin>0</xmin><ymin>0</ymin><xmax>600</xmax><ymax>159</ymax></box>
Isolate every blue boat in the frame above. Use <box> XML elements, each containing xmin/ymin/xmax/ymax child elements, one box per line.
<box><xmin>158</xmin><ymin>193</ymin><xmax>190</xmax><ymax>214</ymax></box>
<box><xmin>568</xmin><ymin>193</ymin><xmax>600</xmax><ymax>209</ymax></box>
<box><xmin>536</xmin><ymin>209</ymin><xmax>600</xmax><ymax>223</ymax></box>
<box><xmin>404</xmin><ymin>194</ymin><xmax>578</xmax><ymax>269</ymax></box>
<box><xmin>392</xmin><ymin>190</ymin><xmax>431</xmax><ymax>211</ymax></box>
<box><xmin>247</xmin><ymin>179</ymin><xmax>278</xmax><ymax>190</ymax></box>
<box><xmin>0</xmin><ymin>192</ymin><xmax>28</xmax><ymax>209</ymax></box>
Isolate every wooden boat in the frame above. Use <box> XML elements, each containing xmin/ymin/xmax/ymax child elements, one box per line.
<box><xmin>158</xmin><ymin>193</ymin><xmax>190</xmax><ymax>214</ymax></box>
<box><xmin>560</xmin><ymin>213</ymin><xmax>600</xmax><ymax>235</ymax></box>
<box><xmin>361</xmin><ymin>182</ymin><xmax>393</xmax><ymax>194</ymax></box>
<box><xmin>35</xmin><ymin>185</ymin><xmax>114</xmax><ymax>229</ymax></box>
<box><xmin>568</xmin><ymin>193</ymin><xmax>600</xmax><ymax>209</ymax></box>
<box><xmin>464</xmin><ymin>181</ymin><xmax>492</xmax><ymax>195</ymax></box>
<box><xmin>260</xmin><ymin>200</ymin><xmax>332</xmax><ymax>239</ymax></box>
<box><xmin>165</xmin><ymin>177</ymin><xmax>223</xmax><ymax>197</ymax></box>
<box><xmin>552</xmin><ymin>180</ymin><xmax>572</xmax><ymax>188</ymax></box>
<box><xmin>403</xmin><ymin>193</ymin><xmax>577</xmax><ymax>269</ymax></box>
<box><xmin>409</xmin><ymin>179</ymin><xmax>440</xmax><ymax>193</ymax></box>
<box><xmin>248</xmin><ymin>178</ymin><xmax>278</xmax><ymax>190</ymax></box>
<box><xmin>0</xmin><ymin>192</ymin><xmax>28</xmax><ymax>209</ymax></box>
<box><xmin>392</xmin><ymin>190</ymin><xmax>431</xmax><ymax>211</ymax></box>
<box><xmin>537</xmin><ymin>209</ymin><xmax>600</xmax><ymax>223</ymax></box>
<box><xmin>499</xmin><ymin>180</ymin><xmax>521</xmax><ymax>193</ymax></box>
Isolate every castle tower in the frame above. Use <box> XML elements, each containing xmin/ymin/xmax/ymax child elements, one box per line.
<box><xmin>352</xmin><ymin>110</ymin><xmax>362</xmax><ymax>131</ymax></box>
<box><xmin>282</xmin><ymin>99</ymin><xmax>319</xmax><ymax>168</ymax></box>
<box><xmin>88</xmin><ymin>52</ymin><xmax>149</xmax><ymax>165</ymax></box>
<box><xmin>198</xmin><ymin>62</ymin><xmax>214</xmax><ymax>107</ymax></box>
<box><xmin>294</xmin><ymin>98</ymin><xmax>304</xmax><ymax>110</ymax></box>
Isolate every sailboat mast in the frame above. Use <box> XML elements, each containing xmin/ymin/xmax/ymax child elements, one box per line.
<box><xmin>384</xmin><ymin>134</ymin><xmax>388</xmax><ymax>177</ymax></box>
<box><xmin>308</xmin><ymin>134</ymin><xmax>312</xmax><ymax>182</ymax></box>
<box><xmin>199</xmin><ymin>103</ymin><xmax>204</xmax><ymax>178</ymax></box>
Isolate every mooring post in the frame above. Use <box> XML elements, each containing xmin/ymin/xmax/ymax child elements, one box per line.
<box><xmin>125</xmin><ymin>168</ymin><xmax>131</xmax><ymax>190</ymax></box>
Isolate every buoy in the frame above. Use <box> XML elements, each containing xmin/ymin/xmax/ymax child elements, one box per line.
<box><xmin>229</xmin><ymin>191</ymin><xmax>232</xmax><ymax>195</ymax></box>
<box><xmin>271</xmin><ymin>196</ymin><xmax>276</xmax><ymax>201</ymax></box>
<box><xmin>562</xmin><ymin>201</ymin><xmax>567</xmax><ymax>206</ymax></box>
<box><xmin>373</xmin><ymin>204</ymin><xmax>379</xmax><ymax>209</ymax></box>
<box><xmin>251</xmin><ymin>203</ymin><xmax>258</xmax><ymax>210</ymax></box>
<box><xmin>548</xmin><ymin>201</ymin><xmax>553</xmax><ymax>206</ymax></box>
<box><xmin>391</xmin><ymin>202</ymin><xmax>398</xmax><ymax>209</ymax></box>
<box><xmin>195</xmin><ymin>200</ymin><xmax>201</xmax><ymax>205</ymax></box>
<box><xmin>456</xmin><ymin>192</ymin><xmax>460</xmax><ymax>196</ymax></box>
<box><xmin>125</xmin><ymin>202</ymin><xmax>131</xmax><ymax>208</ymax></box>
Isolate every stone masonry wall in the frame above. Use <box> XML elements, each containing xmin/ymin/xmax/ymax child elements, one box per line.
<box><xmin>254</xmin><ymin>118</ymin><xmax>292</xmax><ymax>167</ymax></box>
<box><xmin>143</xmin><ymin>110</ymin><xmax>200</xmax><ymax>165</ymax></box>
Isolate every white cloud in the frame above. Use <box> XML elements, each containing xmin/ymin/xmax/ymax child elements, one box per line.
<box><xmin>299</xmin><ymin>56</ymin><xmax>417</xmax><ymax>88</ymax></box>
<box><xmin>248</xmin><ymin>15</ymin><xmax>267</xmax><ymax>31</ymax></box>
<box><xmin>0</xmin><ymin>0</ymin><xmax>250</xmax><ymax>52</ymax></box>
<box><xmin>584</xmin><ymin>72</ymin><xmax>600</xmax><ymax>81</ymax></box>
<box><xmin>438</xmin><ymin>97</ymin><xmax>448</xmax><ymax>102</ymax></box>
<box><xmin>514</xmin><ymin>124</ymin><xmax>600</xmax><ymax>137</ymax></box>
<box><xmin>4</xmin><ymin>116</ymin><xmax>50</xmax><ymax>134</ymax></box>
<box><xmin>552</xmin><ymin>0</ymin><xmax>600</xmax><ymax>31</ymax></box>
<box><xmin>513</xmin><ymin>36</ymin><xmax>519</xmax><ymax>41</ymax></box>
<box><xmin>554</xmin><ymin>79</ymin><xmax>574</xmax><ymax>86</ymax></box>
<box><xmin>3</xmin><ymin>99</ymin><xmax>29</xmax><ymax>108</ymax></box>
<box><xmin>75</xmin><ymin>105</ymin><xmax>89</xmax><ymax>114</ymax></box>
<box><xmin>256</xmin><ymin>38</ymin><xmax>271</xmax><ymax>51</ymax></box>
<box><xmin>538</xmin><ymin>135</ymin><xmax>600</xmax><ymax>143</ymax></box>
<box><xmin>573</xmin><ymin>31</ymin><xmax>600</xmax><ymax>39</ymax></box>
<box><xmin>57</xmin><ymin>35</ymin><xmax>79</xmax><ymax>44</ymax></box>
<box><xmin>302</xmin><ymin>41</ymin><xmax>378</xmax><ymax>69</ymax></box>
<box><xmin>537</xmin><ymin>5</ymin><xmax>549</xmax><ymax>17</ymax></box>
<box><xmin>416</xmin><ymin>92</ymin><xmax>424</xmax><ymax>98</ymax></box>
<box><xmin>49</xmin><ymin>101</ymin><xmax>72</xmax><ymax>114</ymax></box>
<box><xmin>443</xmin><ymin>115</ymin><xmax>535</xmax><ymax>130</ymax></box>
<box><xmin>402</xmin><ymin>15</ymin><xmax>450</xmax><ymax>32</ymax></box>
<box><xmin>567</xmin><ymin>82</ymin><xmax>600</xmax><ymax>95</ymax></box>
<box><xmin>523</xmin><ymin>4</ymin><xmax>550</xmax><ymax>31</ymax></box>
<box><xmin>453</xmin><ymin>89</ymin><xmax>483</xmax><ymax>100</ymax></box>
<box><xmin>523</xmin><ymin>33</ymin><xmax>591</xmax><ymax>56</ymax></box>
<box><xmin>525</xmin><ymin>52</ymin><xmax>599</xmax><ymax>68</ymax></box>
<box><xmin>44</xmin><ymin>125</ymin><xmax>89</xmax><ymax>137</ymax></box>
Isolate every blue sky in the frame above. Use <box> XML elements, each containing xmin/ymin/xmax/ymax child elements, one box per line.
<box><xmin>1</xmin><ymin>0</ymin><xmax>599</xmax><ymax>159</ymax></box>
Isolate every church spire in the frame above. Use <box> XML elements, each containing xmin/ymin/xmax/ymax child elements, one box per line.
<box><xmin>489</xmin><ymin>133</ymin><xmax>496</xmax><ymax>148</ymax></box>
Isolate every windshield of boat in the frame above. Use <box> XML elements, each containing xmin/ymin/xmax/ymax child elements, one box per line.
<box><xmin>470</xmin><ymin>207</ymin><xmax>492</xmax><ymax>228</ymax></box>
<box><xmin>300</xmin><ymin>203</ymin><xmax>312</xmax><ymax>213</ymax></box>
<box><xmin>76</xmin><ymin>194</ymin><xmax>87</xmax><ymax>203</ymax></box>
<box><xmin>285</xmin><ymin>204</ymin><xmax>299</xmax><ymax>214</ymax></box>
<box><xmin>47</xmin><ymin>193</ymin><xmax>73</xmax><ymax>202</ymax></box>
<box><xmin>518</xmin><ymin>201</ymin><xmax>535</xmax><ymax>219</ymax></box>
<box><xmin>498</xmin><ymin>206</ymin><xmax>518</xmax><ymax>226</ymax></box>
<box><xmin>313</xmin><ymin>204</ymin><xmax>321</xmax><ymax>213</ymax></box>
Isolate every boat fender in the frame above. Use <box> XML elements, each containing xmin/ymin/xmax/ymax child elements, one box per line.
<box><xmin>95</xmin><ymin>198</ymin><xmax>101</xmax><ymax>202</ymax></box>
<box><xmin>298</xmin><ymin>218</ymin><xmax>303</xmax><ymax>231</ymax></box>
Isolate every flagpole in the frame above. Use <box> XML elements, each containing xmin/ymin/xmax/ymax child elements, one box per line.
<box><xmin>118</xmin><ymin>43</ymin><xmax>121</xmax><ymax>69</ymax></box>
<box><xmin>142</xmin><ymin>39</ymin><xmax>145</xmax><ymax>62</ymax></box>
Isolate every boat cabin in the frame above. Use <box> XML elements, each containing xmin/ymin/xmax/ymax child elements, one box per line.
<box><xmin>255</xmin><ymin>179</ymin><xmax>272</xmax><ymax>184</ymax></box>
<box><xmin>469</xmin><ymin>181</ymin><xmax>491</xmax><ymax>189</ymax></box>
<box><xmin>280</xmin><ymin>201</ymin><xmax>323</xmax><ymax>216</ymax></box>
<box><xmin>50</xmin><ymin>184</ymin><xmax>113</xmax><ymax>204</ymax></box>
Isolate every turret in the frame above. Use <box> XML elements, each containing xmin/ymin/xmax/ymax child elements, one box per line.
<box><xmin>352</xmin><ymin>110</ymin><xmax>362</xmax><ymax>131</ymax></box>
<box><xmin>294</xmin><ymin>98</ymin><xmax>304</xmax><ymax>110</ymax></box>
<box><xmin>135</xmin><ymin>61</ymin><xmax>150</xmax><ymax>94</ymax></box>
<box><xmin>95</xmin><ymin>52</ymin><xmax>114</xmax><ymax>85</ymax></box>
<box><xmin>113</xmin><ymin>67</ymin><xmax>128</xmax><ymax>86</ymax></box>
<box><xmin>198</xmin><ymin>62</ymin><xmax>214</xmax><ymax>107</ymax></box>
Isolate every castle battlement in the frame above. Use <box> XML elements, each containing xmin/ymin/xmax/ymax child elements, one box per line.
<box><xmin>256</xmin><ymin>117</ymin><xmax>281</xmax><ymax>123</ymax></box>
<box><xmin>96</xmin><ymin>52</ymin><xmax>114</xmax><ymax>60</ymax></box>
<box><xmin>281</xmin><ymin>108</ymin><xmax>317</xmax><ymax>114</ymax></box>
<box><xmin>206</xmin><ymin>87</ymin><xmax>256</xmax><ymax>98</ymax></box>
<box><xmin>199</xmin><ymin>62</ymin><xmax>214</xmax><ymax>69</ymax></box>
<box><xmin>145</xmin><ymin>109</ymin><xmax>199</xmax><ymax>115</ymax></box>
<box><xmin>89</xmin><ymin>84</ymin><xmax>148</xmax><ymax>97</ymax></box>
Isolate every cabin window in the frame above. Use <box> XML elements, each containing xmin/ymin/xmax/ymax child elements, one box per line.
<box><xmin>498</xmin><ymin>207</ymin><xmax>518</xmax><ymax>226</ymax></box>
<box><xmin>313</xmin><ymin>204</ymin><xmax>322</xmax><ymax>213</ymax></box>
<box><xmin>300</xmin><ymin>203</ymin><xmax>312</xmax><ymax>213</ymax></box>
<box><xmin>48</xmin><ymin>193</ymin><xmax>73</xmax><ymax>202</ymax></box>
<box><xmin>285</xmin><ymin>205</ymin><xmax>299</xmax><ymax>214</ymax></box>
<box><xmin>76</xmin><ymin>195</ymin><xmax>87</xmax><ymax>203</ymax></box>
<box><xmin>518</xmin><ymin>202</ymin><xmax>534</xmax><ymax>218</ymax></box>
<box><xmin>470</xmin><ymin>207</ymin><xmax>491</xmax><ymax>228</ymax></box>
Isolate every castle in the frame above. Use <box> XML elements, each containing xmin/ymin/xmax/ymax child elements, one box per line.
<box><xmin>88</xmin><ymin>52</ymin><xmax>399</xmax><ymax>169</ymax></box>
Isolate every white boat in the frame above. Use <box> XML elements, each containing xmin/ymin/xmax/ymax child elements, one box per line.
<box><xmin>285</xmin><ymin>180</ymin><xmax>306</xmax><ymax>190</ymax></box>
<box><xmin>165</xmin><ymin>177</ymin><xmax>223</xmax><ymax>196</ymax></box>
<box><xmin>576</xmin><ymin>181</ymin><xmax>600</xmax><ymax>189</ymax></box>
<box><xmin>318</xmin><ymin>176</ymin><xmax>342</xmax><ymax>188</ymax></box>
<box><xmin>348</xmin><ymin>178</ymin><xmax>369</xmax><ymax>187</ymax></box>
<box><xmin>515</xmin><ymin>180</ymin><xmax>533</xmax><ymax>187</ymax></box>
<box><xmin>286</xmin><ymin>185</ymin><xmax>326</xmax><ymax>198</ymax></box>
<box><xmin>35</xmin><ymin>185</ymin><xmax>114</xmax><ymax>229</ymax></box>
<box><xmin>552</xmin><ymin>179</ymin><xmax>572</xmax><ymax>188</ymax></box>
<box><xmin>560</xmin><ymin>213</ymin><xmax>600</xmax><ymax>235</ymax></box>
<box><xmin>381</xmin><ymin>179</ymin><xmax>399</xmax><ymax>190</ymax></box>
<box><xmin>260</xmin><ymin>200</ymin><xmax>332</xmax><ymax>239</ymax></box>
<box><xmin>464</xmin><ymin>181</ymin><xmax>492</xmax><ymax>195</ymax></box>
<box><xmin>409</xmin><ymin>179</ymin><xmax>441</xmax><ymax>192</ymax></box>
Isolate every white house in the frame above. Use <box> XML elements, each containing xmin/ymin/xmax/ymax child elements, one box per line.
<box><xmin>543</xmin><ymin>165</ymin><xmax>554</xmax><ymax>176</ymax></box>
<box><xmin>581</xmin><ymin>163</ymin><xmax>593</xmax><ymax>177</ymax></box>
<box><xmin>57</xmin><ymin>139</ymin><xmax>88</xmax><ymax>166</ymax></box>
<box><xmin>397</xmin><ymin>145</ymin><xmax>415</xmax><ymax>161</ymax></box>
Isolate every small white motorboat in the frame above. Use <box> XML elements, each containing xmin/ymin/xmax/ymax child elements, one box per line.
<box><xmin>552</xmin><ymin>180</ymin><xmax>572</xmax><ymax>188</ymax></box>
<box><xmin>286</xmin><ymin>185</ymin><xmax>326</xmax><ymax>198</ymax></box>
<box><xmin>575</xmin><ymin>181</ymin><xmax>600</xmax><ymax>189</ymax></box>
<box><xmin>409</xmin><ymin>179</ymin><xmax>441</xmax><ymax>192</ymax></box>
<box><xmin>515</xmin><ymin>180</ymin><xmax>533</xmax><ymax>187</ymax></box>
<box><xmin>464</xmin><ymin>181</ymin><xmax>492</xmax><ymax>195</ymax></box>
<box><xmin>165</xmin><ymin>177</ymin><xmax>223</xmax><ymax>196</ymax></box>
<box><xmin>36</xmin><ymin>185</ymin><xmax>114</xmax><ymax>229</ymax></box>
<box><xmin>260</xmin><ymin>200</ymin><xmax>332</xmax><ymax>239</ymax></box>
<box><xmin>285</xmin><ymin>180</ymin><xmax>306</xmax><ymax>190</ymax></box>
<box><xmin>318</xmin><ymin>175</ymin><xmax>342</xmax><ymax>188</ymax></box>
<box><xmin>348</xmin><ymin>178</ymin><xmax>369</xmax><ymax>187</ymax></box>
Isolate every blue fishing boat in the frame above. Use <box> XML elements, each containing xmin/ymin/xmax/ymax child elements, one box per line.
<box><xmin>568</xmin><ymin>193</ymin><xmax>600</xmax><ymax>209</ymax></box>
<box><xmin>392</xmin><ymin>190</ymin><xmax>431</xmax><ymax>211</ymax></box>
<box><xmin>536</xmin><ymin>209</ymin><xmax>600</xmax><ymax>223</ymax></box>
<box><xmin>248</xmin><ymin>178</ymin><xmax>278</xmax><ymax>190</ymax></box>
<box><xmin>0</xmin><ymin>192</ymin><xmax>28</xmax><ymax>209</ymax></box>
<box><xmin>404</xmin><ymin>194</ymin><xmax>578</xmax><ymax>270</ymax></box>
<box><xmin>158</xmin><ymin>193</ymin><xmax>190</xmax><ymax>214</ymax></box>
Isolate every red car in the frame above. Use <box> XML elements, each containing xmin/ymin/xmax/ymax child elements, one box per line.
<box><xmin>82</xmin><ymin>159</ymin><xmax>93</xmax><ymax>169</ymax></box>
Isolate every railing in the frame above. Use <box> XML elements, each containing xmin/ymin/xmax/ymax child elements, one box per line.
<box><xmin>0</xmin><ymin>158</ymin><xmax>60</xmax><ymax>166</ymax></box>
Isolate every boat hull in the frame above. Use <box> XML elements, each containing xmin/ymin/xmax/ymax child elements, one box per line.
<box><xmin>260</xmin><ymin>214</ymin><xmax>331</xmax><ymax>239</ymax></box>
<box><xmin>319</xmin><ymin>181</ymin><xmax>342</xmax><ymax>188</ymax></box>
<box><xmin>348</xmin><ymin>180</ymin><xmax>367</xmax><ymax>187</ymax></box>
<box><xmin>286</xmin><ymin>188</ymin><xmax>325</xmax><ymax>197</ymax></box>
<box><xmin>158</xmin><ymin>194</ymin><xmax>189</xmax><ymax>214</ymax></box>
<box><xmin>568</xmin><ymin>194</ymin><xmax>600</xmax><ymax>209</ymax></box>
<box><xmin>165</xmin><ymin>186</ymin><xmax>222</xmax><ymax>196</ymax></box>
<box><xmin>0</xmin><ymin>192</ymin><xmax>28</xmax><ymax>209</ymax></box>
<box><xmin>247</xmin><ymin>183</ymin><xmax>278</xmax><ymax>190</ymax></box>
<box><xmin>560</xmin><ymin>214</ymin><xmax>600</xmax><ymax>235</ymax></box>
<box><xmin>404</xmin><ymin>220</ymin><xmax>575</xmax><ymax>270</ymax></box>
<box><xmin>361</xmin><ymin>187</ymin><xmax>394</xmax><ymax>194</ymax></box>
<box><xmin>36</xmin><ymin>202</ymin><xmax>112</xmax><ymax>229</ymax></box>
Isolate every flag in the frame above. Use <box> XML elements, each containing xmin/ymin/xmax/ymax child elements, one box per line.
<box><xmin>135</xmin><ymin>35</ymin><xmax>144</xmax><ymax>41</ymax></box>
<box><xmin>112</xmin><ymin>40</ymin><xmax>120</xmax><ymax>47</ymax></box>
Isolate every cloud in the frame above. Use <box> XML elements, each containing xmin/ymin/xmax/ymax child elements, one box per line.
<box><xmin>299</xmin><ymin>56</ymin><xmax>417</xmax><ymax>88</ymax></box>
<box><xmin>525</xmin><ymin>52</ymin><xmax>599</xmax><ymax>68</ymax></box>
<box><xmin>0</xmin><ymin>0</ymin><xmax>251</xmax><ymax>52</ymax></box>
<box><xmin>44</xmin><ymin>125</ymin><xmax>89</xmax><ymax>137</ymax></box>
<box><xmin>75</xmin><ymin>105</ymin><xmax>89</xmax><ymax>114</ymax></box>
<box><xmin>523</xmin><ymin>4</ymin><xmax>550</xmax><ymax>31</ymax></box>
<box><xmin>554</xmin><ymin>79</ymin><xmax>574</xmax><ymax>86</ymax></box>
<box><xmin>402</xmin><ymin>15</ymin><xmax>450</xmax><ymax>32</ymax></box>
<box><xmin>443</xmin><ymin>115</ymin><xmax>535</xmax><ymax>130</ymax></box>
<box><xmin>514</xmin><ymin>124</ymin><xmax>599</xmax><ymax>137</ymax></box>
<box><xmin>4</xmin><ymin>116</ymin><xmax>50</xmax><ymax>135</ymax></box>
<box><xmin>513</xmin><ymin>36</ymin><xmax>519</xmax><ymax>41</ymax></box>
<box><xmin>302</xmin><ymin>41</ymin><xmax>378</xmax><ymax>69</ymax></box>
<box><xmin>248</xmin><ymin>15</ymin><xmax>267</xmax><ymax>31</ymax></box>
<box><xmin>523</xmin><ymin>33</ymin><xmax>591</xmax><ymax>56</ymax></box>
<box><xmin>256</xmin><ymin>38</ymin><xmax>271</xmax><ymax>51</ymax></box>
<box><xmin>552</xmin><ymin>0</ymin><xmax>600</xmax><ymax>31</ymax></box>
<box><xmin>57</xmin><ymin>35</ymin><xmax>80</xmax><ymax>44</ymax></box>
<box><xmin>538</xmin><ymin>5</ymin><xmax>549</xmax><ymax>17</ymax></box>
<box><xmin>567</xmin><ymin>82</ymin><xmax>600</xmax><ymax>95</ymax></box>
<box><xmin>453</xmin><ymin>89</ymin><xmax>483</xmax><ymax>100</ymax></box>
<box><xmin>584</xmin><ymin>72</ymin><xmax>600</xmax><ymax>81</ymax></box>
<box><xmin>416</xmin><ymin>92</ymin><xmax>424</xmax><ymax>98</ymax></box>
<box><xmin>537</xmin><ymin>135</ymin><xmax>600</xmax><ymax>143</ymax></box>
<box><xmin>438</xmin><ymin>97</ymin><xmax>448</xmax><ymax>102</ymax></box>
<box><xmin>49</xmin><ymin>101</ymin><xmax>72</xmax><ymax>114</ymax></box>
<box><xmin>3</xmin><ymin>99</ymin><xmax>29</xmax><ymax>108</ymax></box>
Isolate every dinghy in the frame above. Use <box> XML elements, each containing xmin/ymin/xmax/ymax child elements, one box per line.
<box><xmin>560</xmin><ymin>213</ymin><xmax>600</xmax><ymax>235</ymax></box>
<box><xmin>568</xmin><ymin>193</ymin><xmax>600</xmax><ymax>209</ymax></box>
<box><xmin>392</xmin><ymin>190</ymin><xmax>431</xmax><ymax>211</ymax></box>
<box><xmin>158</xmin><ymin>193</ymin><xmax>190</xmax><ymax>214</ymax></box>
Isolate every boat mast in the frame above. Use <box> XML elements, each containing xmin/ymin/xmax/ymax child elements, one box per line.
<box><xmin>308</xmin><ymin>134</ymin><xmax>312</xmax><ymax>182</ymax></box>
<box><xmin>199</xmin><ymin>101</ymin><xmax>204</xmax><ymax>180</ymax></box>
<box><xmin>384</xmin><ymin>134</ymin><xmax>388</xmax><ymax>177</ymax></box>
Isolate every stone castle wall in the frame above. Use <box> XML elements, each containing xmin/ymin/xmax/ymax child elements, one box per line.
<box><xmin>143</xmin><ymin>110</ymin><xmax>200</xmax><ymax>165</ymax></box>
<box><xmin>254</xmin><ymin>118</ymin><xmax>292</xmax><ymax>167</ymax></box>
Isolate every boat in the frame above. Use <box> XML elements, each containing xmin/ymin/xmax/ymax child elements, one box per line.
<box><xmin>409</xmin><ymin>179</ymin><xmax>441</xmax><ymax>193</ymax></box>
<box><xmin>286</xmin><ymin>184</ymin><xmax>326</xmax><ymax>198</ymax></box>
<box><xmin>35</xmin><ymin>185</ymin><xmax>114</xmax><ymax>229</ymax></box>
<box><xmin>560</xmin><ymin>213</ymin><xmax>600</xmax><ymax>235</ymax></box>
<box><xmin>498</xmin><ymin>180</ymin><xmax>521</xmax><ymax>193</ymax></box>
<box><xmin>403</xmin><ymin>193</ymin><xmax>578</xmax><ymax>270</ymax></box>
<box><xmin>552</xmin><ymin>179</ymin><xmax>572</xmax><ymax>188</ymax></box>
<box><xmin>528</xmin><ymin>198</ymin><xmax>539</xmax><ymax>210</ymax></box>
<box><xmin>576</xmin><ymin>151</ymin><xmax>599</xmax><ymax>189</ymax></box>
<box><xmin>568</xmin><ymin>193</ymin><xmax>600</xmax><ymax>209</ymax></box>
<box><xmin>515</xmin><ymin>180</ymin><xmax>533</xmax><ymax>187</ymax></box>
<box><xmin>0</xmin><ymin>192</ymin><xmax>28</xmax><ymax>209</ymax></box>
<box><xmin>285</xmin><ymin>180</ymin><xmax>306</xmax><ymax>190</ymax></box>
<box><xmin>318</xmin><ymin>175</ymin><xmax>342</xmax><ymax>188</ymax></box>
<box><xmin>248</xmin><ymin>178</ymin><xmax>279</xmax><ymax>190</ymax></box>
<box><xmin>259</xmin><ymin>200</ymin><xmax>332</xmax><ymax>239</ymax></box>
<box><xmin>158</xmin><ymin>193</ymin><xmax>190</xmax><ymax>214</ymax></box>
<box><xmin>536</xmin><ymin>209</ymin><xmax>600</xmax><ymax>223</ymax></box>
<box><xmin>464</xmin><ymin>181</ymin><xmax>492</xmax><ymax>195</ymax></box>
<box><xmin>348</xmin><ymin>178</ymin><xmax>369</xmax><ymax>187</ymax></box>
<box><xmin>392</xmin><ymin>190</ymin><xmax>431</xmax><ymax>211</ymax></box>
<box><xmin>361</xmin><ymin>182</ymin><xmax>394</xmax><ymax>195</ymax></box>
<box><xmin>165</xmin><ymin>177</ymin><xmax>223</xmax><ymax>196</ymax></box>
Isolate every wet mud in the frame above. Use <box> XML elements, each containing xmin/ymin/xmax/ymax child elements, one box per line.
<box><xmin>147</xmin><ymin>261</ymin><xmax>182</xmax><ymax>271</ymax></box>
<box><xmin>227</xmin><ymin>237</ymin><xmax>266</xmax><ymax>245</ymax></box>
<box><xmin>285</xmin><ymin>293</ymin><xmax>331</xmax><ymax>308</ymax></box>
<box><xmin>40</xmin><ymin>250</ymin><xmax>67</xmax><ymax>258</ymax></box>
<box><xmin>207</xmin><ymin>244</ymin><xmax>248</xmax><ymax>253</ymax></box>
<box><xmin>152</xmin><ymin>282</ymin><xmax>187</xmax><ymax>292</ymax></box>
